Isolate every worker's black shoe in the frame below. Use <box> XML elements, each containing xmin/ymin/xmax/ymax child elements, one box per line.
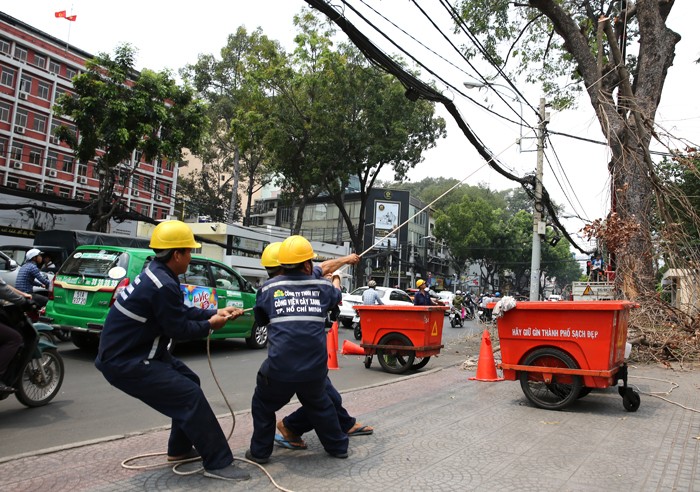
<box><xmin>203</xmin><ymin>464</ymin><xmax>251</xmax><ymax>481</ymax></box>
<box><xmin>0</xmin><ymin>382</ymin><xmax>15</xmax><ymax>394</ymax></box>
<box><xmin>167</xmin><ymin>448</ymin><xmax>200</xmax><ymax>462</ymax></box>
<box><xmin>327</xmin><ymin>450</ymin><xmax>349</xmax><ymax>459</ymax></box>
<box><xmin>244</xmin><ymin>449</ymin><xmax>270</xmax><ymax>464</ymax></box>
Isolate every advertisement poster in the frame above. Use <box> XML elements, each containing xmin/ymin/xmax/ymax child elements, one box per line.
<box><xmin>181</xmin><ymin>284</ymin><xmax>218</xmax><ymax>310</ymax></box>
<box><xmin>374</xmin><ymin>201</ymin><xmax>399</xmax><ymax>230</ymax></box>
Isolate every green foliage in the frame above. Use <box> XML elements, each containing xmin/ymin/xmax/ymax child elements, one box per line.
<box><xmin>54</xmin><ymin>44</ymin><xmax>207</xmax><ymax>231</ymax></box>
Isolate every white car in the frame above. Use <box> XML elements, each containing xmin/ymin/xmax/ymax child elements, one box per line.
<box><xmin>338</xmin><ymin>286</ymin><xmax>413</xmax><ymax>328</ymax></box>
<box><xmin>437</xmin><ymin>291</ymin><xmax>455</xmax><ymax>312</ymax></box>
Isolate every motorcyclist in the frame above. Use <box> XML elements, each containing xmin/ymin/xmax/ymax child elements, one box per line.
<box><xmin>452</xmin><ymin>290</ymin><xmax>465</xmax><ymax>319</ymax></box>
<box><xmin>362</xmin><ymin>280</ymin><xmax>384</xmax><ymax>305</ymax></box>
<box><xmin>0</xmin><ymin>277</ymin><xmax>33</xmax><ymax>394</ymax></box>
<box><xmin>15</xmin><ymin>248</ymin><xmax>50</xmax><ymax>308</ymax></box>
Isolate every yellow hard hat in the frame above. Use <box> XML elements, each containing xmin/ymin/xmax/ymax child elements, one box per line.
<box><xmin>149</xmin><ymin>220</ymin><xmax>201</xmax><ymax>250</ymax></box>
<box><xmin>260</xmin><ymin>242</ymin><xmax>282</xmax><ymax>268</ymax></box>
<box><xmin>278</xmin><ymin>235</ymin><xmax>317</xmax><ymax>266</ymax></box>
<box><xmin>416</xmin><ymin>279</ymin><xmax>425</xmax><ymax>288</ymax></box>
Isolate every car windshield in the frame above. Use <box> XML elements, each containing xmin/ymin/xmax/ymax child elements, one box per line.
<box><xmin>59</xmin><ymin>250</ymin><xmax>130</xmax><ymax>279</ymax></box>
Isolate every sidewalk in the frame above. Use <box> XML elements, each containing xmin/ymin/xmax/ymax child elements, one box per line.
<box><xmin>2</xmin><ymin>361</ymin><xmax>699</xmax><ymax>491</ymax></box>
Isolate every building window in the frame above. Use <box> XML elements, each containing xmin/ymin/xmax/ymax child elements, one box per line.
<box><xmin>25</xmin><ymin>181</ymin><xmax>37</xmax><ymax>192</ymax></box>
<box><xmin>163</xmin><ymin>183</ymin><xmax>171</xmax><ymax>197</ymax></box>
<box><xmin>59</xmin><ymin>187</ymin><xmax>70</xmax><ymax>198</ymax></box>
<box><xmin>143</xmin><ymin>176</ymin><xmax>152</xmax><ymax>194</ymax></box>
<box><xmin>134</xmin><ymin>150</ymin><xmax>142</xmax><ymax>163</ymax></box>
<box><xmin>49</xmin><ymin>60</ymin><xmax>60</xmax><ymax>75</ymax></box>
<box><xmin>33</xmin><ymin>53</ymin><xmax>46</xmax><ymax>69</ymax></box>
<box><xmin>32</xmin><ymin>114</ymin><xmax>47</xmax><ymax>133</ymax></box>
<box><xmin>77</xmin><ymin>162</ymin><xmax>87</xmax><ymax>177</ymax></box>
<box><xmin>65</xmin><ymin>67</ymin><xmax>76</xmax><ymax>79</ymax></box>
<box><xmin>0</xmin><ymin>66</ymin><xmax>15</xmax><ymax>87</ymax></box>
<box><xmin>11</xmin><ymin>144</ymin><xmax>22</xmax><ymax>162</ymax></box>
<box><xmin>131</xmin><ymin>174</ymin><xmax>140</xmax><ymax>190</ymax></box>
<box><xmin>0</xmin><ymin>101</ymin><xmax>9</xmax><ymax>122</ymax></box>
<box><xmin>63</xmin><ymin>155</ymin><xmax>74</xmax><ymax>174</ymax></box>
<box><xmin>19</xmin><ymin>74</ymin><xmax>32</xmax><ymax>94</ymax></box>
<box><xmin>6</xmin><ymin>177</ymin><xmax>18</xmax><ymax>189</ymax></box>
<box><xmin>14</xmin><ymin>46</ymin><xmax>27</xmax><ymax>62</ymax></box>
<box><xmin>28</xmin><ymin>147</ymin><xmax>42</xmax><ymax>165</ymax></box>
<box><xmin>0</xmin><ymin>38</ymin><xmax>10</xmax><ymax>55</ymax></box>
<box><xmin>14</xmin><ymin>108</ymin><xmax>28</xmax><ymax>128</ymax></box>
<box><xmin>0</xmin><ymin>137</ymin><xmax>6</xmax><ymax>156</ymax></box>
<box><xmin>37</xmin><ymin>81</ymin><xmax>50</xmax><ymax>100</ymax></box>
<box><xmin>46</xmin><ymin>151</ymin><xmax>58</xmax><ymax>169</ymax></box>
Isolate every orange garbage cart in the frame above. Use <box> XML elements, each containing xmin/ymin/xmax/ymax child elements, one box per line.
<box><xmin>353</xmin><ymin>305</ymin><xmax>448</xmax><ymax>374</ymax></box>
<box><xmin>496</xmin><ymin>300</ymin><xmax>640</xmax><ymax>411</ymax></box>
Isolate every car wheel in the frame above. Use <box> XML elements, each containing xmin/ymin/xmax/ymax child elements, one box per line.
<box><xmin>70</xmin><ymin>331</ymin><xmax>98</xmax><ymax>351</ymax></box>
<box><xmin>246</xmin><ymin>323</ymin><xmax>268</xmax><ymax>349</ymax></box>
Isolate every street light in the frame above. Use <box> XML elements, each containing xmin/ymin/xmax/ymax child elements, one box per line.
<box><xmin>462</xmin><ymin>80</ymin><xmax>524</xmax><ymax>149</ymax></box>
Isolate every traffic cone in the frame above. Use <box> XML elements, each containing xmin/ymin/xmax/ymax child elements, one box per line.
<box><xmin>341</xmin><ymin>339</ymin><xmax>366</xmax><ymax>356</ymax></box>
<box><xmin>327</xmin><ymin>321</ymin><xmax>339</xmax><ymax>370</ymax></box>
<box><xmin>469</xmin><ymin>330</ymin><xmax>504</xmax><ymax>382</ymax></box>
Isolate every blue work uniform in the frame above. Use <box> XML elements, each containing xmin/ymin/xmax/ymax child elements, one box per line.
<box><xmin>414</xmin><ymin>290</ymin><xmax>432</xmax><ymax>306</ymax></box>
<box><xmin>281</xmin><ymin>266</ymin><xmax>356</xmax><ymax>437</ymax></box>
<box><xmin>95</xmin><ymin>260</ymin><xmax>232</xmax><ymax>471</ymax></box>
<box><xmin>250</xmin><ymin>268</ymin><xmax>348</xmax><ymax>459</ymax></box>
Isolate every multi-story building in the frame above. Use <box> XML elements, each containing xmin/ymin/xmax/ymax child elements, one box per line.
<box><xmin>0</xmin><ymin>12</ymin><xmax>176</xmax><ymax>237</ymax></box>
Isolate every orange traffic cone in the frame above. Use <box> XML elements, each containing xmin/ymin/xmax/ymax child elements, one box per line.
<box><xmin>327</xmin><ymin>321</ymin><xmax>339</xmax><ymax>370</ymax></box>
<box><xmin>341</xmin><ymin>339</ymin><xmax>366</xmax><ymax>356</ymax></box>
<box><xmin>469</xmin><ymin>330</ymin><xmax>504</xmax><ymax>382</ymax></box>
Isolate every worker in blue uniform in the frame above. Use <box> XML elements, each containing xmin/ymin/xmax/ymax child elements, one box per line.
<box><xmin>256</xmin><ymin>242</ymin><xmax>373</xmax><ymax>450</ymax></box>
<box><xmin>246</xmin><ymin>235</ymin><xmax>349</xmax><ymax>463</ymax></box>
<box><xmin>413</xmin><ymin>279</ymin><xmax>433</xmax><ymax>306</ymax></box>
<box><xmin>95</xmin><ymin>220</ymin><xmax>250</xmax><ymax>482</ymax></box>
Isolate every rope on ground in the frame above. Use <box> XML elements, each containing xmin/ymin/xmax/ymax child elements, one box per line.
<box><xmin>629</xmin><ymin>374</ymin><xmax>700</xmax><ymax>414</ymax></box>
<box><xmin>120</xmin><ymin>333</ymin><xmax>294</xmax><ymax>491</ymax></box>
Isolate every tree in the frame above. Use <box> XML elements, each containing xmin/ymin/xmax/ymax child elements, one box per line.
<box><xmin>54</xmin><ymin>44</ymin><xmax>207</xmax><ymax>231</ymax></box>
<box><xmin>454</xmin><ymin>0</ymin><xmax>682</xmax><ymax>300</ymax></box>
<box><xmin>182</xmin><ymin>28</ymin><xmax>280</xmax><ymax>225</ymax></box>
<box><xmin>177</xmin><ymin>155</ymin><xmax>236</xmax><ymax>223</ymax></box>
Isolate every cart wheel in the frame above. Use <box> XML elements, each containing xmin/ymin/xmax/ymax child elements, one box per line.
<box><xmin>411</xmin><ymin>356</ymin><xmax>431</xmax><ymax>370</ymax></box>
<box><xmin>519</xmin><ymin>347</ymin><xmax>582</xmax><ymax>410</ymax></box>
<box><xmin>577</xmin><ymin>387</ymin><xmax>593</xmax><ymax>399</ymax></box>
<box><xmin>363</xmin><ymin>355</ymin><xmax>372</xmax><ymax>369</ymax></box>
<box><xmin>376</xmin><ymin>333</ymin><xmax>415</xmax><ymax>374</ymax></box>
<box><xmin>622</xmin><ymin>389</ymin><xmax>641</xmax><ymax>412</ymax></box>
<box><xmin>353</xmin><ymin>323</ymin><xmax>362</xmax><ymax>340</ymax></box>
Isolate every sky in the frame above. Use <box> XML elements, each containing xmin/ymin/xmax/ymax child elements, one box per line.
<box><xmin>2</xmin><ymin>1</ymin><xmax>698</xmax><ymax>253</ymax></box>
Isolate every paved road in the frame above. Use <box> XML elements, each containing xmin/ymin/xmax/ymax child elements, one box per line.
<box><xmin>0</xmin><ymin>315</ymin><xmax>483</xmax><ymax>458</ymax></box>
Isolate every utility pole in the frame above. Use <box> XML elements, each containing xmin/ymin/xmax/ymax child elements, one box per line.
<box><xmin>529</xmin><ymin>97</ymin><xmax>547</xmax><ymax>301</ymax></box>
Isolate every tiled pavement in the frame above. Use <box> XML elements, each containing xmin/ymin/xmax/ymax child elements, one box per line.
<box><xmin>1</xmin><ymin>361</ymin><xmax>699</xmax><ymax>491</ymax></box>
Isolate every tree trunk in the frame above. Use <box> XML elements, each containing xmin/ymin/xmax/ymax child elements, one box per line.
<box><xmin>228</xmin><ymin>145</ymin><xmax>241</xmax><ymax>224</ymax></box>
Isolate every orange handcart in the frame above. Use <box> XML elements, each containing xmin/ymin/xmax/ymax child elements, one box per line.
<box><xmin>495</xmin><ymin>300</ymin><xmax>640</xmax><ymax>411</ymax></box>
<box><xmin>353</xmin><ymin>305</ymin><xmax>448</xmax><ymax>374</ymax></box>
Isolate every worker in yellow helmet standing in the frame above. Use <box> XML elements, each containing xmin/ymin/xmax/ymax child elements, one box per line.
<box><xmin>95</xmin><ymin>220</ymin><xmax>250</xmax><ymax>482</ymax></box>
<box><xmin>246</xmin><ymin>235</ymin><xmax>349</xmax><ymax>463</ymax></box>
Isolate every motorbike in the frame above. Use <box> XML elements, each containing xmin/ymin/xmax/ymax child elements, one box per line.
<box><xmin>352</xmin><ymin>313</ymin><xmax>362</xmax><ymax>340</ymax></box>
<box><xmin>0</xmin><ymin>301</ymin><xmax>64</xmax><ymax>407</ymax></box>
<box><xmin>449</xmin><ymin>306</ymin><xmax>464</xmax><ymax>328</ymax></box>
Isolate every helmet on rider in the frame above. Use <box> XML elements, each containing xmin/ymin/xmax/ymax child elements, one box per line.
<box><xmin>278</xmin><ymin>235</ymin><xmax>317</xmax><ymax>268</ymax></box>
<box><xmin>495</xmin><ymin>292</ymin><xmax>501</xmax><ymax>297</ymax></box>
<box><xmin>25</xmin><ymin>248</ymin><xmax>43</xmax><ymax>262</ymax></box>
<box><xmin>149</xmin><ymin>220</ymin><xmax>201</xmax><ymax>251</ymax></box>
<box><xmin>368</xmin><ymin>280</ymin><xmax>377</xmax><ymax>288</ymax></box>
<box><xmin>456</xmin><ymin>290</ymin><xmax>461</xmax><ymax>295</ymax></box>
<box><xmin>260</xmin><ymin>242</ymin><xmax>282</xmax><ymax>268</ymax></box>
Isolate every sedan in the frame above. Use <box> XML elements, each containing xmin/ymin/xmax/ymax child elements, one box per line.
<box><xmin>338</xmin><ymin>286</ymin><xmax>413</xmax><ymax>328</ymax></box>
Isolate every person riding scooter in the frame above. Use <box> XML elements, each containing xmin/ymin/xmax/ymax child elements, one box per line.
<box><xmin>0</xmin><ymin>278</ymin><xmax>34</xmax><ymax>394</ymax></box>
<box><xmin>452</xmin><ymin>291</ymin><xmax>465</xmax><ymax>320</ymax></box>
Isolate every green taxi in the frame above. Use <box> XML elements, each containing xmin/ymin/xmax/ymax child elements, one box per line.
<box><xmin>43</xmin><ymin>245</ymin><xmax>265</xmax><ymax>351</ymax></box>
